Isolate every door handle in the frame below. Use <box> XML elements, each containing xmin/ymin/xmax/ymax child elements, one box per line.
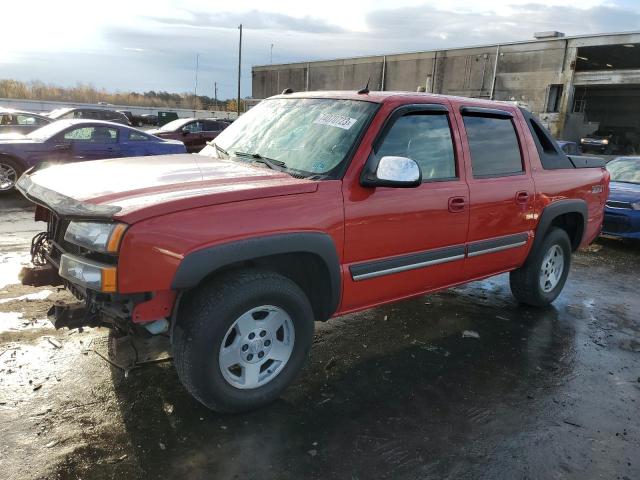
<box><xmin>448</xmin><ymin>196</ymin><xmax>467</xmax><ymax>213</ymax></box>
<box><xmin>515</xmin><ymin>191</ymin><xmax>530</xmax><ymax>205</ymax></box>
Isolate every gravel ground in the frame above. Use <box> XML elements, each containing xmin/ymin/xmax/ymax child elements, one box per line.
<box><xmin>0</xmin><ymin>191</ymin><xmax>638</xmax><ymax>480</ymax></box>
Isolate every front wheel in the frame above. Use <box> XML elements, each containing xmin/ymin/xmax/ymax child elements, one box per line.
<box><xmin>172</xmin><ymin>270</ymin><xmax>314</xmax><ymax>413</ymax></box>
<box><xmin>509</xmin><ymin>228</ymin><xmax>572</xmax><ymax>307</ymax></box>
<box><xmin>0</xmin><ymin>157</ymin><xmax>23</xmax><ymax>192</ymax></box>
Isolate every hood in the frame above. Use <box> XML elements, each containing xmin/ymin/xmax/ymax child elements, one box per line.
<box><xmin>22</xmin><ymin>154</ymin><xmax>318</xmax><ymax>222</ymax></box>
<box><xmin>0</xmin><ymin>133</ymin><xmax>35</xmax><ymax>142</ymax></box>
<box><xmin>608</xmin><ymin>181</ymin><xmax>640</xmax><ymax>203</ymax></box>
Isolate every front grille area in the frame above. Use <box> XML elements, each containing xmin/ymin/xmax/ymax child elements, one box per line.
<box><xmin>46</xmin><ymin>213</ymin><xmax>82</xmax><ymax>265</ymax></box>
<box><xmin>606</xmin><ymin>200</ymin><xmax>633</xmax><ymax>209</ymax></box>
<box><xmin>603</xmin><ymin>214</ymin><xmax>631</xmax><ymax>234</ymax></box>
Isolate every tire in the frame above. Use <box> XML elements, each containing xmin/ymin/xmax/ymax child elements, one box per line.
<box><xmin>173</xmin><ymin>269</ymin><xmax>315</xmax><ymax>413</ymax></box>
<box><xmin>509</xmin><ymin>227</ymin><xmax>572</xmax><ymax>307</ymax></box>
<box><xmin>0</xmin><ymin>157</ymin><xmax>23</xmax><ymax>192</ymax></box>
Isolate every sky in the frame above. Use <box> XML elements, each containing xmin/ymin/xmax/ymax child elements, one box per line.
<box><xmin>1</xmin><ymin>0</ymin><xmax>640</xmax><ymax>99</ymax></box>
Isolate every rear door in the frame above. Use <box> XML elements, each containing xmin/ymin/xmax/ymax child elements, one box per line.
<box><xmin>201</xmin><ymin>120</ymin><xmax>225</xmax><ymax>147</ymax></box>
<box><xmin>454</xmin><ymin>105</ymin><xmax>536</xmax><ymax>279</ymax></box>
<box><xmin>342</xmin><ymin>101</ymin><xmax>470</xmax><ymax>311</ymax></box>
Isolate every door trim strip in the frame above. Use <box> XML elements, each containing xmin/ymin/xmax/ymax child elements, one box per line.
<box><xmin>350</xmin><ymin>245</ymin><xmax>466</xmax><ymax>281</ymax></box>
<box><xmin>349</xmin><ymin>232</ymin><xmax>530</xmax><ymax>281</ymax></box>
<box><xmin>466</xmin><ymin>232</ymin><xmax>529</xmax><ymax>258</ymax></box>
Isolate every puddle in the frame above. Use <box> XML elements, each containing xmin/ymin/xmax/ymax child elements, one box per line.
<box><xmin>0</xmin><ymin>252</ymin><xmax>31</xmax><ymax>289</ymax></box>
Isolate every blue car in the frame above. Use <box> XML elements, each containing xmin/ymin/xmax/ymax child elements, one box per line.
<box><xmin>602</xmin><ymin>157</ymin><xmax>640</xmax><ymax>239</ymax></box>
<box><xmin>0</xmin><ymin>119</ymin><xmax>186</xmax><ymax>191</ymax></box>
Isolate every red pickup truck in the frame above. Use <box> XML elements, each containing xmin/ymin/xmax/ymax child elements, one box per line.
<box><xmin>17</xmin><ymin>91</ymin><xmax>609</xmax><ymax>412</ymax></box>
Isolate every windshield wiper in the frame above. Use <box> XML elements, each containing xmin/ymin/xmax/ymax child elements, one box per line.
<box><xmin>210</xmin><ymin>142</ymin><xmax>229</xmax><ymax>158</ymax></box>
<box><xmin>234</xmin><ymin>151</ymin><xmax>286</xmax><ymax>171</ymax></box>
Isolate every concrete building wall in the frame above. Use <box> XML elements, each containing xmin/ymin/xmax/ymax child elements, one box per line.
<box><xmin>252</xmin><ymin>32</ymin><xmax>640</xmax><ymax>140</ymax></box>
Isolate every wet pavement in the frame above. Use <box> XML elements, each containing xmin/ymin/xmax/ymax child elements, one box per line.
<box><xmin>0</xmin><ymin>190</ymin><xmax>639</xmax><ymax>480</ymax></box>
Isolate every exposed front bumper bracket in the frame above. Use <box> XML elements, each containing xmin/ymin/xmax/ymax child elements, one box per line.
<box><xmin>48</xmin><ymin>301</ymin><xmax>103</xmax><ymax>330</ymax></box>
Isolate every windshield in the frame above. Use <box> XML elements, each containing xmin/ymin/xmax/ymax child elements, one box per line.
<box><xmin>606</xmin><ymin>158</ymin><xmax>640</xmax><ymax>184</ymax></box>
<box><xmin>27</xmin><ymin>120</ymin><xmax>75</xmax><ymax>141</ymax></box>
<box><xmin>200</xmin><ymin>98</ymin><xmax>378</xmax><ymax>177</ymax></box>
<box><xmin>159</xmin><ymin>118</ymin><xmax>192</xmax><ymax>132</ymax></box>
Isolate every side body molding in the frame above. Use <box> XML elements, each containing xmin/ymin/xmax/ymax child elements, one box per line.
<box><xmin>172</xmin><ymin>232</ymin><xmax>342</xmax><ymax>316</ymax></box>
<box><xmin>534</xmin><ymin>199</ymin><xmax>588</xmax><ymax>252</ymax></box>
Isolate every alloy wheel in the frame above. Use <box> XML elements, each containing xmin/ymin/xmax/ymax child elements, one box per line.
<box><xmin>219</xmin><ymin>305</ymin><xmax>295</xmax><ymax>389</ymax></box>
<box><xmin>539</xmin><ymin>244</ymin><xmax>565</xmax><ymax>293</ymax></box>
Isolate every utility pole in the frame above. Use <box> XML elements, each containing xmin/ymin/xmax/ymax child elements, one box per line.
<box><xmin>214</xmin><ymin>81</ymin><xmax>218</xmax><ymax>112</ymax></box>
<box><xmin>270</xmin><ymin>43</ymin><xmax>274</xmax><ymax>64</ymax></box>
<box><xmin>193</xmin><ymin>53</ymin><xmax>199</xmax><ymax>116</ymax></box>
<box><xmin>237</xmin><ymin>24</ymin><xmax>243</xmax><ymax>117</ymax></box>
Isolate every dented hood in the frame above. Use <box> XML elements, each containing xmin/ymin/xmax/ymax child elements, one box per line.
<box><xmin>18</xmin><ymin>154</ymin><xmax>318</xmax><ymax>222</ymax></box>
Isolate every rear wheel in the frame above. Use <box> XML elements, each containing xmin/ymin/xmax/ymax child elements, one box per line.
<box><xmin>0</xmin><ymin>157</ymin><xmax>23</xmax><ymax>192</ymax></box>
<box><xmin>510</xmin><ymin>228</ymin><xmax>572</xmax><ymax>307</ymax></box>
<box><xmin>173</xmin><ymin>270</ymin><xmax>314</xmax><ymax>413</ymax></box>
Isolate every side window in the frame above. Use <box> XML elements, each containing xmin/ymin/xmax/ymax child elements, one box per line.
<box><xmin>16</xmin><ymin>115</ymin><xmax>39</xmax><ymax>125</ymax></box>
<box><xmin>185</xmin><ymin>121</ymin><xmax>204</xmax><ymax>133</ymax></box>
<box><xmin>202</xmin><ymin>120</ymin><xmax>217</xmax><ymax>131</ymax></box>
<box><xmin>63</xmin><ymin>126</ymin><xmax>118</xmax><ymax>143</ymax></box>
<box><xmin>462</xmin><ymin>115</ymin><xmax>523</xmax><ymax>177</ymax></box>
<box><xmin>128</xmin><ymin>131</ymin><xmax>150</xmax><ymax>141</ymax></box>
<box><xmin>377</xmin><ymin>113</ymin><xmax>456</xmax><ymax>181</ymax></box>
<box><xmin>0</xmin><ymin>114</ymin><xmax>16</xmax><ymax>125</ymax></box>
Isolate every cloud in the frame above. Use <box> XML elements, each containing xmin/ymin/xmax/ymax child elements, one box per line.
<box><xmin>149</xmin><ymin>9</ymin><xmax>345</xmax><ymax>34</ymax></box>
<box><xmin>362</xmin><ymin>4</ymin><xmax>640</xmax><ymax>50</ymax></box>
<box><xmin>3</xmin><ymin>2</ymin><xmax>640</xmax><ymax>99</ymax></box>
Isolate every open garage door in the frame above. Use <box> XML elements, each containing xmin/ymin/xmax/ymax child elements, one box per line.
<box><xmin>566</xmin><ymin>85</ymin><xmax>640</xmax><ymax>155</ymax></box>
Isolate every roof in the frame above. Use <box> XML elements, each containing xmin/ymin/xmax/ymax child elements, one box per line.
<box><xmin>0</xmin><ymin>107</ymin><xmax>49</xmax><ymax>118</ymax></box>
<box><xmin>254</xmin><ymin>30</ymin><xmax>640</xmax><ymax>69</ymax></box>
<box><xmin>268</xmin><ymin>90</ymin><xmax>516</xmax><ymax>107</ymax></box>
<box><xmin>49</xmin><ymin>118</ymin><xmax>138</xmax><ymax>129</ymax></box>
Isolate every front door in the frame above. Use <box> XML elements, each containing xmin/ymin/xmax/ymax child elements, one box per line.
<box><xmin>61</xmin><ymin>125</ymin><xmax>121</xmax><ymax>161</ymax></box>
<box><xmin>183</xmin><ymin>121</ymin><xmax>205</xmax><ymax>151</ymax></box>
<box><xmin>342</xmin><ymin>101</ymin><xmax>470</xmax><ymax>312</ymax></box>
<box><xmin>454</xmin><ymin>105</ymin><xmax>536</xmax><ymax>279</ymax></box>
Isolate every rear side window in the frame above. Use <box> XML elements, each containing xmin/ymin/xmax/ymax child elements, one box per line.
<box><xmin>128</xmin><ymin>131</ymin><xmax>150</xmax><ymax>141</ymax></box>
<box><xmin>523</xmin><ymin>110</ymin><xmax>574</xmax><ymax>169</ymax></box>
<box><xmin>377</xmin><ymin>113</ymin><xmax>456</xmax><ymax>181</ymax></box>
<box><xmin>463</xmin><ymin>115</ymin><xmax>523</xmax><ymax>177</ymax></box>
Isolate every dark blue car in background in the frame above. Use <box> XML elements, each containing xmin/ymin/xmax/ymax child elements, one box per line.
<box><xmin>0</xmin><ymin>119</ymin><xmax>186</xmax><ymax>191</ymax></box>
<box><xmin>603</xmin><ymin>157</ymin><xmax>640</xmax><ymax>240</ymax></box>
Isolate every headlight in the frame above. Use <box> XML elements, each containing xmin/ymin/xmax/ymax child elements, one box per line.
<box><xmin>59</xmin><ymin>254</ymin><xmax>117</xmax><ymax>292</ymax></box>
<box><xmin>64</xmin><ymin>222</ymin><xmax>127</xmax><ymax>253</ymax></box>
<box><xmin>580</xmin><ymin>138</ymin><xmax>586</xmax><ymax>143</ymax></box>
<box><xmin>602</xmin><ymin>139</ymin><xmax>609</xmax><ymax>145</ymax></box>
<box><xmin>632</xmin><ymin>202</ymin><xmax>640</xmax><ymax>211</ymax></box>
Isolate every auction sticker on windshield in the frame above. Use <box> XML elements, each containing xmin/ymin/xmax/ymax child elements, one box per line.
<box><xmin>313</xmin><ymin>113</ymin><xmax>358</xmax><ymax>130</ymax></box>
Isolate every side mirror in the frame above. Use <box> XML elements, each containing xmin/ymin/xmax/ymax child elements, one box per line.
<box><xmin>361</xmin><ymin>156</ymin><xmax>422</xmax><ymax>188</ymax></box>
<box><xmin>181</xmin><ymin>127</ymin><xmax>189</xmax><ymax>135</ymax></box>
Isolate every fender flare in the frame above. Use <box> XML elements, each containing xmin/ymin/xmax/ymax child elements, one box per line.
<box><xmin>171</xmin><ymin>232</ymin><xmax>342</xmax><ymax>317</ymax></box>
<box><xmin>533</xmin><ymin>199</ymin><xmax>588</xmax><ymax>252</ymax></box>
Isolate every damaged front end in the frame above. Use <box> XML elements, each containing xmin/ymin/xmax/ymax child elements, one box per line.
<box><xmin>17</xmin><ymin>174</ymin><xmax>174</xmax><ymax>336</ymax></box>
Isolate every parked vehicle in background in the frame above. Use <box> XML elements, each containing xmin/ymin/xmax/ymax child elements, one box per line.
<box><xmin>0</xmin><ymin>120</ymin><xmax>185</xmax><ymax>191</ymax></box>
<box><xmin>17</xmin><ymin>91</ymin><xmax>608</xmax><ymax>412</ymax></box>
<box><xmin>149</xmin><ymin>118</ymin><xmax>229</xmax><ymax>152</ymax></box>
<box><xmin>0</xmin><ymin>108</ymin><xmax>51</xmax><ymax>135</ymax></box>
<box><xmin>557</xmin><ymin>140</ymin><xmax>580</xmax><ymax>155</ymax></box>
<box><xmin>116</xmin><ymin>111</ymin><xmax>140</xmax><ymax>127</ymax></box>
<box><xmin>140</xmin><ymin>113</ymin><xmax>159</xmax><ymax>126</ymax></box>
<box><xmin>48</xmin><ymin>107</ymin><xmax>131</xmax><ymax>126</ymax></box>
<box><xmin>580</xmin><ymin>129</ymin><xmax>634</xmax><ymax>155</ymax></box>
<box><xmin>602</xmin><ymin>156</ymin><xmax>640</xmax><ymax>239</ymax></box>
